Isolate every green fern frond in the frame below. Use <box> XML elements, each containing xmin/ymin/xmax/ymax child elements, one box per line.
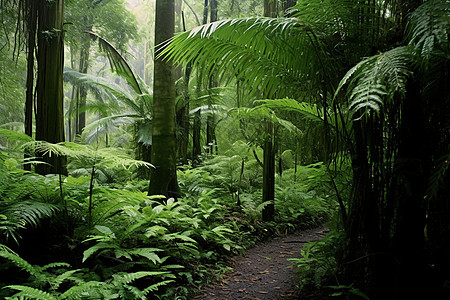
<box><xmin>112</xmin><ymin>271</ymin><xmax>171</xmax><ymax>286</ymax></box>
<box><xmin>407</xmin><ymin>0</ymin><xmax>450</xmax><ymax>58</ymax></box>
<box><xmin>0</xmin><ymin>129</ymin><xmax>34</xmax><ymax>143</ymax></box>
<box><xmin>129</xmin><ymin>248</ymin><xmax>164</xmax><ymax>264</ymax></box>
<box><xmin>23</xmin><ymin>141</ymin><xmax>154</xmax><ymax>171</ymax></box>
<box><xmin>49</xmin><ymin>269</ymin><xmax>83</xmax><ymax>291</ymax></box>
<box><xmin>0</xmin><ymin>245</ymin><xmax>36</xmax><ymax>276</ymax></box>
<box><xmin>137</xmin><ymin>280</ymin><xmax>175</xmax><ymax>298</ymax></box>
<box><xmin>336</xmin><ymin>46</ymin><xmax>414</xmax><ymax>117</ymax></box>
<box><xmin>59</xmin><ymin>281</ymin><xmax>106</xmax><ymax>299</ymax></box>
<box><xmin>38</xmin><ymin>262</ymin><xmax>71</xmax><ymax>272</ymax></box>
<box><xmin>5</xmin><ymin>285</ymin><xmax>57</xmax><ymax>300</ymax></box>
<box><xmin>0</xmin><ymin>201</ymin><xmax>58</xmax><ymax>243</ymax></box>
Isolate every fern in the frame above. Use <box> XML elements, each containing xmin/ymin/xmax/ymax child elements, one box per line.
<box><xmin>0</xmin><ymin>200</ymin><xmax>59</xmax><ymax>243</ymax></box>
<box><xmin>5</xmin><ymin>285</ymin><xmax>57</xmax><ymax>300</ymax></box>
<box><xmin>335</xmin><ymin>46</ymin><xmax>414</xmax><ymax>118</ymax></box>
<box><xmin>0</xmin><ymin>244</ymin><xmax>40</xmax><ymax>278</ymax></box>
<box><xmin>58</xmin><ymin>281</ymin><xmax>107</xmax><ymax>299</ymax></box>
<box><xmin>407</xmin><ymin>0</ymin><xmax>450</xmax><ymax>58</ymax></box>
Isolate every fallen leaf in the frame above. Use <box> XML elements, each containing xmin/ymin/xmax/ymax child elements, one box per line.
<box><xmin>258</xmin><ymin>291</ymin><xmax>269</xmax><ymax>294</ymax></box>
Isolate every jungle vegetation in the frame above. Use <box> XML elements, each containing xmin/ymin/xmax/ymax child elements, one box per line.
<box><xmin>0</xmin><ymin>0</ymin><xmax>449</xmax><ymax>299</ymax></box>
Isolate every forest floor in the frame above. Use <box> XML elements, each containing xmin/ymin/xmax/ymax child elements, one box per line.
<box><xmin>195</xmin><ymin>226</ymin><xmax>329</xmax><ymax>300</ymax></box>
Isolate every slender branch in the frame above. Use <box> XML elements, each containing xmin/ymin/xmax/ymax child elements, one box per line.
<box><xmin>183</xmin><ymin>0</ymin><xmax>201</xmax><ymax>26</ymax></box>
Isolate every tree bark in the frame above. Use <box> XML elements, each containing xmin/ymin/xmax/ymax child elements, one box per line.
<box><xmin>35</xmin><ymin>0</ymin><xmax>67</xmax><ymax>175</ymax></box>
<box><xmin>148</xmin><ymin>0</ymin><xmax>180</xmax><ymax>199</ymax></box>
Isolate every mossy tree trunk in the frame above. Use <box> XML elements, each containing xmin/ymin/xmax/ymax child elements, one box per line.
<box><xmin>148</xmin><ymin>0</ymin><xmax>180</xmax><ymax>199</ymax></box>
<box><xmin>35</xmin><ymin>0</ymin><xmax>67</xmax><ymax>175</ymax></box>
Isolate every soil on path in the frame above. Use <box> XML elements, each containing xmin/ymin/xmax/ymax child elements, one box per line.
<box><xmin>196</xmin><ymin>226</ymin><xmax>329</xmax><ymax>300</ymax></box>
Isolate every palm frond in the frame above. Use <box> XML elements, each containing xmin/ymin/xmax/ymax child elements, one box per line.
<box><xmin>86</xmin><ymin>31</ymin><xmax>144</xmax><ymax>95</ymax></box>
<box><xmin>81</xmin><ymin>114</ymin><xmax>141</xmax><ymax>144</ymax></box>
<box><xmin>64</xmin><ymin>67</ymin><xmax>142</xmax><ymax>114</ymax></box>
<box><xmin>254</xmin><ymin>98</ymin><xmax>324</xmax><ymax>122</ymax></box>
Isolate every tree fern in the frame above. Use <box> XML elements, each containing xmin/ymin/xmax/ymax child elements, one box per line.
<box><xmin>26</xmin><ymin>141</ymin><xmax>153</xmax><ymax>170</ymax></box>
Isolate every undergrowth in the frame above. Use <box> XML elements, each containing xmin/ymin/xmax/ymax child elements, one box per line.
<box><xmin>0</xmin><ymin>133</ymin><xmax>344</xmax><ymax>299</ymax></box>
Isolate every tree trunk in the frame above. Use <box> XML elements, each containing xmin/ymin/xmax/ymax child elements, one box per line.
<box><xmin>206</xmin><ymin>0</ymin><xmax>218</xmax><ymax>155</ymax></box>
<box><xmin>262</xmin><ymin>120</ymin><xmax>275</xmax><ymax>222</ymax></box>
<box><xmin>76</xmin><ymin>26</ymin><xmax>91</xmax><ymax>135</ymax></box>
<box><xmin>35</xmin><ymin>0</ymin><xmax>67</xmax><ymax>175</ymax></box>
<box><xmin>261</xmin><ymin>0</ymin><xmax>276</xmax><ymax>222</ymax></box>
<box><xmin>24</xmin><ymin>0</ymin><xmax>38</xmax><ymax>171</ymax></box>
<box><xmin>192</xmin><ymin>108</ymin><xmax>202</xmax><ymax>163</ymax></box>
<box><xmin>264</xmin><ymin>0</ymin><xmax>277</xmax><ymax>18</ymax></box>
<box><xmin>148</xmin><ymin>0</ymin><xmax>180</xmax><ymax>199</ymax></box>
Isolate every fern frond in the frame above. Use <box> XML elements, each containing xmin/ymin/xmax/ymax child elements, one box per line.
<box><xmin>112</xmin><ymin>271</ymin><xmax>171</xmax><ymax>285</ymax></box>
<box><xmin>0</xmin><ymin>201</ymin><xmax>58</xmax><ymax>243</ymax></box>
<box><xmin>5</xmin><ymin>285</ymin><xmax>57</xmax><ymax>300</ymax></box>
<box><xmin>136</xmin><ymin>280</ymin><xmax>175</xmax><ymax>298</ymax></box>
<box><xmin>336</xmin><ymin>46</ymin><xmax>414</xmax><ymax>117</ymax></box>
<box><xmin>407</xmin><ymin>0</ymin><xmax>450</xmax><ymax>58</ymax></box>
<box><xmin>59</xmin><ymin>281</ymin><xmax>106</xmax><ymax>299</ymax></box>
<box><xmin>0</xmin><ymin>245</ymin><xmax>35</xmax><ymax>276</ymax></box>
<box><xmin>0</xmin><ymin>129</ymin><xmax>34</xmax><ymax>143</ymax></box>
<box><xmin>129</xmin><ymin>248</ymin><xmax>164</xmax><ymax>264</ymax></box>
<box><xmin>49</xmin><ymin>269</ymin><xmax>83</xmax><ymax>291</ymax></box>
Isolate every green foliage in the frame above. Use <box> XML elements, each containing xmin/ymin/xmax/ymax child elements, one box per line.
<box><xmin>335</xmin><ymin>46</ymin><xmax>414</xmax><ymax>118</ymax></box>
<box><xmin>0</xmin><ymin>243</ymin><xmax>174</xmax><ymax>299</ymax></box>
<box><xmin>288</xmin><ymin>229</ymin><xmax>345</xmax><ymax>290</ymax></box>
<box><xmin>407</xmin><ymin>0</ymin><xmax>450</xmax><ymax>59</ymax></box>
<box><xmin>163</xmin><ymin>17</ymin><xmax>326</xmax><ymax>98</ymax></box>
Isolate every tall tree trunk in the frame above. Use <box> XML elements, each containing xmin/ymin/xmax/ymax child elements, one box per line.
<box><xmin>264</xmin><ymin>0</ymin><xmax>277</xmax><ymax>17</ymax></box>
<box><xmin>35</xmin><ymin>0</ymin><xmax>67</xmax><ymax>175</ymax></box>
<box><xmin>76</xmin><ymin>28</ymin><xmax>91</xmax><ymax>135</ymax></box>
<box><xmin>148</xmin><ymin>0</ymin><xmax>180</xmax><ymax>199</ymax></box>
<box><xmin>24</xmin><ymin>0</ymin><xmax>37</xmax><ymax>171</ymax></box>
<box><xmin>262</xmin><ymin>120</ymin><xmax>275</xmax><ymax>221</ymax></box>
<box><xmin>205</xmin><ymin>0</ymin><xmax>218</xmax><ymax>155</ymax></box>
<box><xmin>261</xmin><ymin>0</ymin><xmax>276</xmax><ymax>221</ymax></box>
<box><xmin>192</xmin><ymin>108</ymin><xmax>202</xmax><ymax>163</ymax></box>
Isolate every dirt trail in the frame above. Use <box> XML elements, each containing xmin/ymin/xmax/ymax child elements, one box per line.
<box><xmin>196</xmin><ymin>226</ymin><xmax>328</xmax><ymax>300</ymax></box>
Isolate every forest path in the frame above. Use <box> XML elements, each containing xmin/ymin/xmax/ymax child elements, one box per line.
<box><xmin>196</xmin><ymin>226</ymin><xmax>329</xmax><ymax>300</ymax></box>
